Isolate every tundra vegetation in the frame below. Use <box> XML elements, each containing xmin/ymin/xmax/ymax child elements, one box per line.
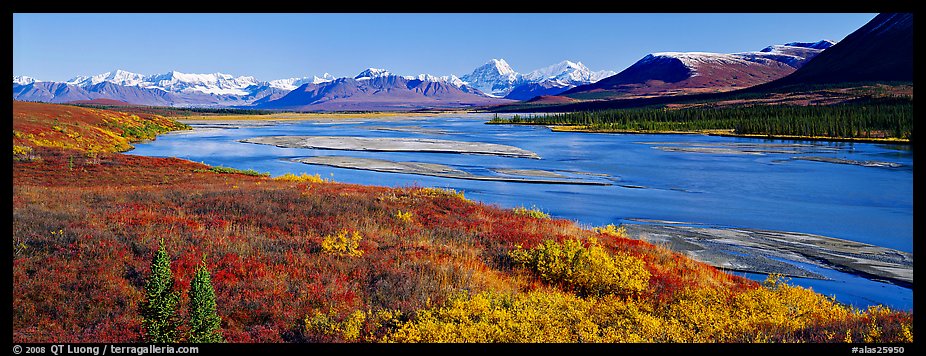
<box><xmin>12</xmin><ymin>101</ymin><xmax>912</xmax><ymax>343</ymax></box>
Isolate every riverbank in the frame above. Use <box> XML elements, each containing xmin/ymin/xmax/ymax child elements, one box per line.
<box><xmin>510</xmin><ymin>124</ymin><xmax>912</xmax><ymax>144</ymax></box>
<box><xmin>177</xmin><ymin>111</ymin><xmax>469</xmax><ymax>122</ymax></box>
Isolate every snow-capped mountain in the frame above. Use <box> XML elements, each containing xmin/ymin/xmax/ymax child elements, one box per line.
<box><xmin>142</xmin><ymin>71</ymin><xmax>261</xmax><ymax>96</ymax></box>
<box><xmin>403</xmin><ymin>73</ymin><xmax>445</xmax><ymax>82</ymax></box>
<box><xmin>563</xmin><ymin>40</ymin><xmax>836</xmax><ymax>98</ymax></box>
<box><xmin>13</xmin><ymin>76</ymin><xmax>38</xmax><ymax>85</ymax></box>
<box><xmin>459</xmin><ymin>59</ymin><xmax>521</xmax><ymax>97</ymax></box>
<box><xmin>257</xmin><ymin>68</ymin><xmax>511</xmax><ymax>111</ymax></box>
<box><xmin>400</xmin><ymin>74</ymin><xmax>485</xmax><ymax>94</ymax></box>
<box><xmin>355</xmin><ymin>68</ymin><xmax>392</xmax><ymax>80</ymax></box>
<box><xmin>778</xmin><ymin>40</ymin><xmax>837</xmax><ymax>50</ymax></box>
<box><xmin>269</xmin><ymin>74</ymin><xmax>335</xmax><ymax>91</ymax></box>
<box><xmin>66</xmin><ymin>69</ymin><xmax>148</xmax><ymax>87</ymax></box>
<box><xmin>641</xmin><ymin>40</ymin><xmax>835</xmax><ymax>76</ymax></box>
<box><xmin>522</xmin><ymin>60</ymin><xmax>616</xmax><ymax>86</ymax></box>
<box><xmin>13</xmin><ymin>58</ymin><xmax>616</xmax><ymax>107</ymax></box>
<box><xmin>458</xmin><ymin>58</ymin><xmax>616</xmax><ymax>99</ymax></box>
<box><xmin>61</xmin><ymin>69</ymin><xmax>338</xmax><ymax>97</ymax></box>
<box><xmin>14</xmin><ymin>69</ymin><xmax>337</xmax><ymax>106</ymax></box>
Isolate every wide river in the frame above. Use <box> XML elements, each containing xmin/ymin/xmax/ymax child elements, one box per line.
<box><xmin>130</xmin><ymin>114</ymin><xmax>913</xmax><ymax>310</ymax></box>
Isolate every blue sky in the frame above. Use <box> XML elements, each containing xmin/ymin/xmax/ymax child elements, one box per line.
<box><xmin>13</xmin><ymin>13</ymin><xmax>877</xmax><ymax>82</ymax></box>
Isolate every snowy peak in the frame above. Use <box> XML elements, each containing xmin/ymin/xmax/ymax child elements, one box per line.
<box><xmin>105</xmin><ymin>69</ymin><xmax>148</xmax><ymax>86</ymax></box>
<box><xmin>269</xmin><ymin>73</ymin><xmax>335</xmax><ymax>90</ymax></box>
<box><xmin>13</xmin><ymin>76</ymin><xmax>37</xmax><ymax>85</ymax></box>
<box><xmin>525</xmin><ymin>60</ymin><xmax>584</xmax><ymax>80</ymax></box>
<box><xmin>66</xmin><ymin>69</ymin><xmax>147</xmax><ymax>87</ymax></box>
<box><xmin>461</xmin><ymin>58</ymin><xmax>616</xmax><ymax>98</ymax></box>
<box><xmin>316</xmin><ymin>73</ymin><xmax>336</xmax><ymax>83</ymax></box>
<box><xmin>355</xmin><ymin>68</ymin><xmax>391</xmax><ymax>80</ymax></box>
<box><xmin>444</xmin><ymin>74</ymin><xmax>465</xmax><ymax>88</ymax></box>
<box><xmin>460</xmin><ymin>58</ymin><xmax>522</xmax><ymax>97</ymax></box>
<box><xmin>761</xmin><ymin>40</ymin><xmax>836</xmax><ymax>53</ymax></box>
<box><xmin>488</xmin><ymin>58</ymin><xmax>516</xmax><ymax>76</ymax></box>
<box><xmin>404</xmin><ymin>73</ymin><xmax>442</xmax><ymax>82</ymax></box>
<box><xmin>144</xmin><ymin>71</ymin><xmax>263</xmax><ymax>96</ymax></box>
<box><xmin>783</xmin><ymin>40</ymin><xmax>836</xmax><ymax>50</ymax></box>
<box><xmin>401</xmin><ymin>73</ymin><xmax>465</xmax><ymax>87</ymax></box>
<box><xmin>61</xmin><ymin>70</ymin><xmax>265</xmax><ymax>96</ymax></box>
<box><xmin>524</xmin><ymin>60</ymin><xmax>616</xmax><ymax>85</ymax></box>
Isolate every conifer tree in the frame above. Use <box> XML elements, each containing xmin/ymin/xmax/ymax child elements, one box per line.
<box><xmin>187</xmin><ymin>260</ymin><xmax>224</xmax><ymax>343</ymax></box>
<box><xmin>141</xmin><ymin>240</ymin><xmax>181</xmax><ymax>343</ymax></box>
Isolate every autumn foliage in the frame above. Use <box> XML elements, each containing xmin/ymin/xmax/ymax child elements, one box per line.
<box><xmin>13</xmin><ymin>101</ymin><xmax>189</xmax><ymax>153</ymax></box>
<box><xmin>12</xmin><ymin>101</ymin><xmax>913</xmax><ymax>343</ymax></box>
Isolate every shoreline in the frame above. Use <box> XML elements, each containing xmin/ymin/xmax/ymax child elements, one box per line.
<box><xmin>174</xmin><ymin>111</ymin><xmax>479</xmax><ymax>123</ymax></box>
<box><xmin>486</xmin><ymin>122</ymin><xmax>912</xmax><ymax>145</ymax></box>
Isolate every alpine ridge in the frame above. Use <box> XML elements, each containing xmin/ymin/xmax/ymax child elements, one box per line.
<box><xmin>255</xmin><ymin>69</ymin><xmax>511</xmax><ymax>111</ymax></box>
<box><xmin>562</xmin><ymin>40</ymin><xmax>834</xmax><ymax>99</ymax></box>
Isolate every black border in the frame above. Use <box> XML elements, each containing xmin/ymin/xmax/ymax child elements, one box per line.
<box><xmin>8</xmin><ymin>1</ymin><xmax>920</xmax><ymax>354</ymax></box>
<box><xmin>7</xmin><ymin>1</ymin><xmax>914</xmax><ymax>13</ymax></box>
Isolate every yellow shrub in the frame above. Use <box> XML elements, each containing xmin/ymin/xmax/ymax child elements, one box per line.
<box><xmin>384</xmin><ymin>290</ymin><xmax>670</xmax><ymax>343</ymax></box>
<box><xmin>509</xmin><ymin>238</ymin><xmax>649</xmax><ymax>296</ymax></box>
<box><xmin>512</xmin><ymin>205</ymin><xmax>550</xmax><ymax>220</ymax></box>
<box><xmin>395</xmin><ymin>210</ymin><xmax>414</xmax><ymax>224</ymax></box>
<box><xmin>13</xmin><ymin>145</ymin><xmax>33</xmax><ymax>156</ymax></box>
<box><xmin>419</xmin><ymin>187</ymin><xmax>466</xmax><ymax>200</ymax></box>
<box><xmin>382</xmin><ymin>274</ymin><xmax>909</xmax><ymax>343</ymax></box>
<box><xmin>306</xmin><ymin>308</ymin><xmax>402</xmax><ymax>342</ymax></box>
<box><xmin>321</xmin><ymin>230</ymin><xmax>364</xmax><ymax>257</ymax></box>
<box><xmin>274</xmin><ymin>172</ymin><xmax>327</xmax><ymax>183</ymax></box>
<box><xmin>665</xmin><ymin>275</ymin><xmax>859</xmax><ymax>342</ymax></box>
<box><xmin>594</xmin><ymin>224</ymin><xmax>626</xmax><ymax>238</ymax></box>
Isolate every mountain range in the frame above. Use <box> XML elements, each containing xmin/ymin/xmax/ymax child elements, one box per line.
<box><xmin>12</xmin><ymin>59</ymin><xmax>616</xmax><ymax>110</ymax></box>
<box><xmin>254</xmin><ymin>69</ymin><xmax>511</xmax><ymax>111</ymax></box>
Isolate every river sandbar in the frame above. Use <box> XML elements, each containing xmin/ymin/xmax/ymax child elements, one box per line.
<box><xmin>290</xmin><ymin>156</ymin><xmax>609</xmax><ymax>185</ymax></box>
<box><xmin>242</xmin><ymin>136</ymin><xmax>541</xmax><ymax>159</ymax></box>
<box><xmin>623</xmin><ymin>222</ymin><xmax>912</xmax><ymax>286</ymax></box>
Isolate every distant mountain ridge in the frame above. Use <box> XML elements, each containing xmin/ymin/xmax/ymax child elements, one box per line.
<box><xmin>14</xmin><ymin>58</ymin><xmax>616</xmax><ymax>108</ymax></box>
<box><xmin>13</xmin><ymin>69</ymin><xmax>317</xmax><ymax>107</ymax></box>
<box><xmin>255</xmin><ymin>68</ymin><xmax>512</xmax><ymax>111</ymax></box>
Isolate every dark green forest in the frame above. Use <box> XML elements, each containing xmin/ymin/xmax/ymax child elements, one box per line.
<box><xmin>489</xmin><ymin>97</ymin><xmax>912</xmax><ymax>140</ymax></box>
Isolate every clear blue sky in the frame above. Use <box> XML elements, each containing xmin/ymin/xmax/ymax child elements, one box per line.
<box><xmin>13</xmin><ymin>13</ymin><xmax>878</xmax><ymax>82</ymax></box>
